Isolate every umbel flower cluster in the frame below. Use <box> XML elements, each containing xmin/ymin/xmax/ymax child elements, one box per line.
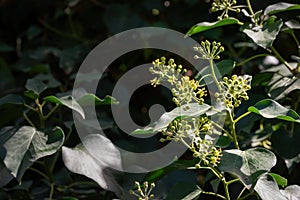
<box><xmin>129</xmin><ymin>181</ymin><xmax>155</xmax><ymax>200</ymax></box>
<box><xmin>216</xmin><ymin>75</ymin><xmax>252</xmax><ymax>109</ymax></box>
<box><xmin>150</xmin><ymin>57</ymin><xmax>206</xmax><ymax>109</ymax></box>
<box><xmin>211</xmin><ymin>0</ymin><xmax>241</xmax><ymax>20</ymax></box>
<box><xmin>194</xmin><ymin>40</ymin><xmax>224</xmax><ymax>60</ymax></box>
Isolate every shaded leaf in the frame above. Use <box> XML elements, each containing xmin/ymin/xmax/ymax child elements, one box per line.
<box><xmin>0</xmin><ymin>126</ymin><xmax>64</xmax><ymax>181</ymax></box>
<box><xmin>220</xmin><ymin>147</ymin><xmax>276</xmax><ymax>188</ymax></box>
<box><xmin>0</xmin><ymin>160</ymin><xmax>13</xmax><ymax>187</ymax></box>
<box><xmin>0</xmin><ymin>41</ymin><xmax>14</xmax><ymax>52</ymax></box>
<box><xmin>166</xmin><ymin>182</ymin><xmax>202</xmax><ymax>200</ymax></box>
<box><xmin>248</xmin><ymin>99</ymin><xmax>300</xmax><ymax>123</ymax></box>
<box><xmin>44</xmin><ymin>95</ymin><xmax>85</xmax><ymax>119</ymax></box>
<box><xmin>0</xmin><ymin>94</ymin><xmax>24</xmax><ymax>107</ymax></box>
<box><xmin>143</xmin><ymin>160</ymin><xmax>196</xmax><ymax>183</ymax></box>
<box><xmin>186</xmin><ymin>18</ymin><xmax>241</xmax><ymax>36</ymax></box>
<box><xmin>24</xmin><ymin>78</ymin><xmax>47</xmax><ymax>99</ymax></box>
<box><xmin>264</xmin><ymin>2</ymin><xmax>300</xmax><ymax>15</ymax></box>
<box><xmin>132</xmin><ymin>103</ymin><xmax>211</xmax><ymax>135</ymax></box>
<box><xmin>241</xmin><ymin>17</ymin><xmax>283</xmax><ymax>49</ymax></box>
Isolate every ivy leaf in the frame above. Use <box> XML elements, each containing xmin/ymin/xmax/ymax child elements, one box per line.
<box><xmin>248</xmin><ymin>99</ymin><xmax>300</xmax><ymax>123</ymax></box>
<box><xmin>268</xmin><ymin>173</ymin><xmax>287</xmax><ymax>188</ymax></box>
<box><xmin>264</xmin><ymin>2</ymin><xmax>300</xmax><ymax>15</ymax></box>
<box><xmin>44</xmin><ymin>95</ymin><xmax>85</xmax><ymax>119</ymax></box>
<box><xmin>143</xmin><ymin>160</ymin><xmax>196</xmax><ymax>183</ymax></box>
<box><xmin>0</xmin><ymin>126</ymin><xmax>64</xmax><ymax>181</ymax></box>
<box><xmin>77</xmin><ymin>94</ymin><xmax>119</xmax><ymax>106</ymax></box>
<box><xmin>0</xmin><ymin>160</ymin><xmax>13</xmax><ymax>187</ymax></box>
<box><xmin>166</xmin><ymin>182</ymin><xmax>202</xmax><ymax>200</ymax></box>
<box><xmin>186</xmin><ymin>18</ymin><xmax>241</xmax><ymax>36</ymax></box>
<box><xmin>24</xmin><ymin>78</ymin><xmax>48</xmax><ymax>99</ymax></box>
<box><xmin>241</xmin><ymin>17</ymin><xmax>283</xmax><ymax>49</ymax></box>
<box><xmin>0</xmin><ymin>94</ymin><xmax>24</xmax><ymax>107</ymax></box>
<box><xmin>132</xmin><ymin>103</ymin><xmax>211</xmax><ymax>135</ymax></box>
<box><xmin>254</xmin><ymin>174</ymin><xmax>300</xmax><ymax>200</ymax></box>
<box><xmin>219</xmin><ymin>147</ymin><xmax>276</xmax><ymax>189</ymax></box>
<box><xmin>62</xmin><ymin>134</ymin><xmax>122</xmax><ymax>196</ymax></box>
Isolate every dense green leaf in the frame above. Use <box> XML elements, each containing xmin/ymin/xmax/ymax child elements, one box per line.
<box><xmin>186</xmin><ymin>18</ymin><xmax>241</xmax><ymax>36</ymax></box>
<box><xmin>166</xmin><ymin>182</ymin><xmax>202</xmax><ymax>200</ymax></box>
<box><xmin>268</xmin><ymin>173</ymin><xmax>287</xmax><ymax>187</ymax></box>
<box><xmin>220</xmin><ymin>147</ymin><xmax>276</xmax><ymax>188</ymax></box>
<box><xmin>0</xmin><ymin>126</ymin><xmax>64</xmax><ymax>181</ymax></box>
<box><xmin>264</xmin><ymin>2</ymin><xmax>300</xmax><ymax>15</ymax></box>
<box><xmin>27</xmin><ymin>26</ymin><xmax>42</xmax><ymax>40</ymax></box>
<box><xmin>0</xmin><ymin>94</ymin><xmax>24</xmax><ymax>107</ymax></box>
<box><xmin>44</xmin><ymin>95</ymin><xmax>85</xmax><ymax>119</ymax></box>
<box><xmin>248</xmin><ymin>99</ymin><xmax>300</xmax><ymax>123</ymax></box>
<box><xmin>24</xmin><ymin>78</ymin><xmax>47</xmax><ymax>99</ymax></box>
<box><xmin>132</xmin><ymin>103</ymin><xmax>211</xmax><ymax>134</ymax></box>
<box><xmin>241</xmin><ymin>17</ymin><xmax>283</xmax><ymax>49</ymax></box>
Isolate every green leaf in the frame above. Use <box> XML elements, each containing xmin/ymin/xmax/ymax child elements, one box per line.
<box><xmin>241</xmin><ymin>17</ymin><xmax>283</xmax><ymax>49</ymax></box>
<box><xmin>0</xmin><ymin>126</ymin><xmax>64</xmax><ymax>181</ymax></box>
<box><xmin>166</xmin><ymin>182</ymin><xmax>202</xmax><ymax>200</ymax></box>
<box><xmin>248</xmin><ymin>99</ymin><xmax>300</xmax><ymax>123</ymax></box>
<box><xmin>268</xmin><ymin>173</ymin><xmax>287</xmax><ymax>187</ymax></box>
<box><xmin>264</xmin><ymin>2</ymin><xmax>300</xmax><ymax>15</ymax></box>
<box><xmin>24</xmin><ymin>78</ymin><xmax>48</xmax><ymax>99</ymax></box>
<box><xmin>77</xmin><ymin>94</ymin><xmax>119</xmax><ymax>106</ymax></box>
<box><xmin>220</xmin><ymin>147</ymin><xmax>276</xmax><ymax>188</ymax></box>
<box><xmin>44</xmin><ymin>95</ymin><xmax>85</xmax><ymax>119</ymax></box>
<box><xmin>0</xmin><ymin>94</ymin><xmax>24</xmax><ymax>107</ymax></box>
<box><xmin>132</xmin><ymin>103</ymin><xmax>211</xmax><ymax>134</ymax></box>
<box><xmin>27</xmin><ymin>25</ymin><xmax>42</xmax><ymax>40</ymax></box>
<box><xmin>186</xmin><ymin>18</ymin><xmax>241</xmax><ymax>36</ymax></box>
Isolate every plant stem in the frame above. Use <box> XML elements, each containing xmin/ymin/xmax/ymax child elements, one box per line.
<box><xmin>201</xmin><ymin>191</ymin><xmax>226</xmax><ymax>199</ymax></box>
<box><xmin>23</xmin><ymin>112</ymin><xmax>36</xmax><ymax>127</ymax></box>
<box><xmin>236</xmin><ymin>187</ymin><xmax>247</xmax><ymax>199</ymax></box>
<box><xmin>24</xmin><ymin>103</ymin><xmax>37</xmax><ymax>112</ymax></box>
<box><xmin>44</xmin><ymin>104</ymin><xmax>59</xmax><ymax>120</ymax></box>
<box><xmin>29</xmin><ymin>168</ymin><xmax>49</xmax><ymax>180</ymax></box>
<box><xmin>223</xmin><ymin>181</ymin><xmax>231</xmax><ymax>200</ymax></box>
<box><xmin>270</xmin><ymin>46</ymin><xmax>295</xmax><ymax>75</ymax></box>
<box><xmin>246</xmin><ymin>0</ymin><xmax>255</xmax><ymax>16</ymax></box>
<box><xmin>236</xmin><ymin>54</ymin><xmax>271</xmax><ymax>67</ymax></box>
<box><xmin>49</xmin><ymin>183</ymin><xmax>54</xmax><ymax>200</ymax></box>
<box><xmin>209</xmin><ymin>58</ymin><xmax>222</xmax><ymax>92</ymax></box>
<box><xmin>234</xmin><ymin>111</ymin><xmax>251</xmax><ymax>124</ymax></box>
<box><xmin>35</xmin><ymin>99</ymin><xmax>46</xmax><ymax>128</ymax></box>
<box><xmin>228</xmin><ymin>110</ymin><xmax>240</xmax><ymax>150</ymax></box>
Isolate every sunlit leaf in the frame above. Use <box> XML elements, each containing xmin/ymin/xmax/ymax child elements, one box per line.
<box><xmin>248</xmin><ymin>99</ymin><xmax>300</xmax><ymax>123</ymax></box>
<box><xmin>0</xmin><ymin>126</ymin><xmax>64</xmax><ymax>181</ymax></box>
<box><xmin>186</xmin><ymin>18</ymin><xmax>241</xmax><ymax>36</ymax></box>
<box><xmin>220</xmin><ymin>147</ymin><xmax>276</xmax><ymax>188</ymax></box>
<box><xmin>264</xmin><ymin>2</ymin><xmax>300</xmax><ymax>15</ymax></box>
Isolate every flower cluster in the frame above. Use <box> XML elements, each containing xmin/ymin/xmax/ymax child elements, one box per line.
<box><xmin>194</xmin><ymin>40</ymin><xmax>224</xmax><ymax>60</ymax></box>
<box><xmin>211</xmin><ymin>0</ymin><xmax>241</xmax><ymax>20</ymax></box>
<box><xmin>149</xmin><ymin>57</ymin><xmax>186</xmax><ymax>87</ymax></box>
<box><xmin>192</xmin><ymin>138</ymin><xmax>222</xmax><ymax>167</ymax></box>
<box><xmin>160</xmin><ymin>116</ymin><xmax>212</xmax><ymax>142</ymax></box>
<box><xmin>129</xmin><ymin>181</ymin><xmax>155</xmax><ymax>200</ymax></box>
<box><xmin>149</xmin><ymin>57</ymin><xmax>206</xmax><ymax>108</ymax></box>
<box><xmin>172</xmin><ymin>76</ymin><xmax>207</xmax><ymax>108</ymax></box>
<box><xmin>215</xmin><ymin>75</ymin><xmax>252</xmax><ymax>109</ymax></box>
